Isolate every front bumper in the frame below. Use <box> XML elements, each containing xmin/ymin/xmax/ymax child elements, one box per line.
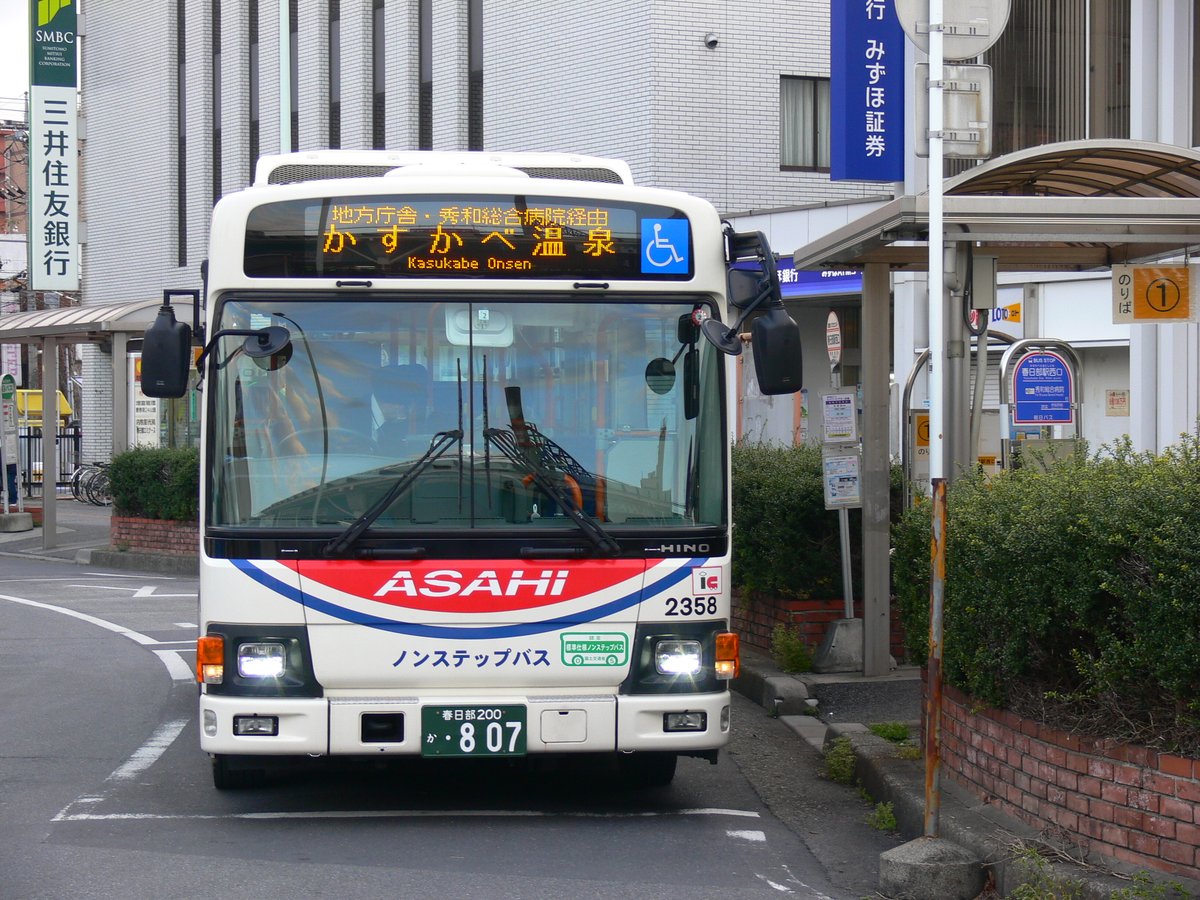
<box><xmin>199</xmin><ymin>690</ymin><xmax>731</xmax><ymax>757</ymax></box>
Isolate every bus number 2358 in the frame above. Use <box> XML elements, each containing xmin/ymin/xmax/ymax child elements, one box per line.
<box><xmin>664</xmin><ymin>596</ymin><xmax>718</xmax><ymax>616</ymax></box>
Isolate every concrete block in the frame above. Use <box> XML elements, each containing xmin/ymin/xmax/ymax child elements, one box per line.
<box><xmin>879</xmin><ymin>836</ymin><xmax>985</xmax><ymax>900</ymax></box>
<box><xmin>812</xmin><ymin>617</ymin><xmax>862</xmax><ymax>673</ymax></box>
<box><xmin>0</xmin><ymin>512</ymin><xmax>34</xmax><ymax>533</ymax></box>
<box><xmin>761</xmin><ymin>675</ymin><xmax>809</xmax><ymax>716</ymax></box>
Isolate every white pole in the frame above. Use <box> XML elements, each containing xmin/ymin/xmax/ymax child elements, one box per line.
<box><xmin>924</xmin><ymin>0</ymin><xmax>947</xmax><ymax>842</ymax></box>
<box><xmin>928</xmin><ymin>0</ymin><xmax>945</xmax><ymax>481</ymax></box>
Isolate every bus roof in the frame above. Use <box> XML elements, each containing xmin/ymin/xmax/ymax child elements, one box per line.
<box><xmin>254</xmin><ymin>151</ymin><xmax>635</xmax><ymax>188</ymax></box>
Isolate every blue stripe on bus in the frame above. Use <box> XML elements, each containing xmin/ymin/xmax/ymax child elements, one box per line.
<box><xmin>230</xmin><ymin>558</ymin><xmax>704</xmax><ymax>640</ymax></box>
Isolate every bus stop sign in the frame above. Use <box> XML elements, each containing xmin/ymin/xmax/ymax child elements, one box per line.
<box><xmin>1011</xmin><ymin>349</ymin><xmax>1074</xmax><ymax>425</ymax></box>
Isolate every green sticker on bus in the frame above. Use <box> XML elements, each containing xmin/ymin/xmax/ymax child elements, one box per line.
<box><xmin>561</xmin><ymin>633</ymin><xmax>628</xmax><ymax>667</ymax></box>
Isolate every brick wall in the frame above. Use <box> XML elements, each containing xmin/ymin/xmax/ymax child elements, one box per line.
<box><xmin>940</xmin><ymin>683</ymin><xmax>1200</xmax><ymax>880</ymax></box>
<box><xmin>733</xmin><ymin>592</ymin><xmax>908</xmax><ymax>663</ymax></box>
<box><xmin>111</xmin><ymin>515</ymin><xmax>199</xmax><ymax>557</ymax></box>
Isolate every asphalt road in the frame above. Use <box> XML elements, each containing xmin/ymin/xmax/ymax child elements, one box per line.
<box><xmin>0</xmin><ymin>556</ymin><xmax>901</xmax><ymax>899</ymax></box>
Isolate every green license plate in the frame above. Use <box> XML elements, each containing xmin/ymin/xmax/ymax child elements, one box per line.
<box><xmin>420</xmin><ymin>705</ymin><xmax>527</xmax><ymax>757</ymax></box>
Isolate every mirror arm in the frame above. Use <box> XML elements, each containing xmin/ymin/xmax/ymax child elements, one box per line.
<box><xmin>194</xmin><ymin>326</ymin><xmax>292</xmax><ymax>380</ymax></box>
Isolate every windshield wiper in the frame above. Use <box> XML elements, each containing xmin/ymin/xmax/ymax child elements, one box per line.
<box><xmin>483</xmin><ymin>427</ymin><xmax>620</xmax><ymax>556</ymax></box>
<box><xmin>323</xmin><ymin>429</ymin><xmax>463</xmax><ymax>557</ymax></box>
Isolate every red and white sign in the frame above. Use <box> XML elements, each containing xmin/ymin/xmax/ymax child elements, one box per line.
<box><xmin>292</xmin><ymin>559</ymin><xmax>647</xmax><ymax>616</ymax></box>
<box><xmin>826</xmin><ymin>311</ymin><xmax>842</xmax><ymax>368</ymax></box>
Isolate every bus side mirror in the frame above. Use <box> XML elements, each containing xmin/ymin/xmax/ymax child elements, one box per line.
<box><xmin>727</xmin><ymin>269</ymin><xmax>763</xmax><ymax>309</ymax></box>
<box><xmin>751</xmin><ymin>306</ymin><xmax>802</xmax><ymax>395</ymax></box>
<box><xmin>141</xmin><ymin>304</ymin><xmax>192</xmax><ymax>398</ymax></box>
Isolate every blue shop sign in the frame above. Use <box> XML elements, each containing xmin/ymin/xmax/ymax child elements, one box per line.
<box><xmin>779</xmin><ymin>265</ymin><xmax>863</xmax><ymax>299</ymax></box>
<box><xmin>830</xmin><ymin>0</ymin><xmax>905</xmax><ymax>182</ymax></box>
<box><xmin>733</xmin><ymin>261</ymin><xmax>862</xmax><ymax>299</ymax></box>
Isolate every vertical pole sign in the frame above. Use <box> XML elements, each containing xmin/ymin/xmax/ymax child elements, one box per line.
<box><xmin>822</xmin><ymin>312</ymin><xmax>860</xmax><ymax>621</ymax></box>
<box><xmin>830</xmin><ymin>0</ymin><xmax>906</xmax><ymax>182</ymax></box>
<box><xmin>29</xmin><ymin>0</ymin><xmax>80</xmax><ymax>292</ymax></box>
<box><xmin>1</xmin><ymin>373</ymin><xmax>18</xmax><ymax>511</ymax></box>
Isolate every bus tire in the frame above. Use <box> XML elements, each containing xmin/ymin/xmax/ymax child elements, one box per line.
<box><xmin>619</xmin><ymin>751</ymin><xmax>677</xmax><ymax>788</ymax></box>
<box><xmin>211</xmin><ymin>754</ymin><xmax>266</xmax><ymax>790</ymax></box>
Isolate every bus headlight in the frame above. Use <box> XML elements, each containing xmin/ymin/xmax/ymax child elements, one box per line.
<box><xmin>237</xmin><ymin>642</ymin><xmax>287</xmax><ymax>678</ymax></box>
<box><xmin>654</xmin><ymin>640</ymin><xmax>702</xmax><ymax>676</ymax></box>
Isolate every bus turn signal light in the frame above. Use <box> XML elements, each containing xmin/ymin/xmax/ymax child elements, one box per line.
<box><xmin>197</xmin><ymin>635</ymin><xmax>225</xmax><ymax>684</ymax></box>
<box><xmin>715</xmin><ymin>632</ymin><xmax>739</xmax><ymax>680</ymax></box>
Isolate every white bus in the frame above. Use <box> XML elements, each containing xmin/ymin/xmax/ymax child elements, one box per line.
<box><xmin>143</xmin><ymin>151</ymin><xmax>801</xmax><ymax>789</ymax></box>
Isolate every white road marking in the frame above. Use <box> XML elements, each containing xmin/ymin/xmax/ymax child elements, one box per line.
<box><xmin>727</xmin><ymin>829</ymin><xmax>766</xmax><ymax>842</ymax></box>
<box><xmin>0</xmin><ymin>574</ymin><xmax>167</xmax><ymax>584</ymax></box>
<box><xmin>173</xmin><ymin>622</ymin><xmax>198</xmax><ymax>629</ymax></box>
<box><xmin>106</xmin><ymin>719</ymin><xmax>190</xmax><ymax>781</ymax></box>
<box><xmin>152</xmin><ymin>650</ymin><xmax>196</xmax><ymax>681</ymax></box>
<box><xmin>754</xmin><ymin>874</ymin><xmax>793</xmax><ymax>893</ymax></box>
<box><xmin>133</xmin><ymin>586</ymin><xmax>197</xmax><ymax>598</ymax></box>
<box><xmin>55</xmin><ymin>807</ymin><xmax>762</xmax><ymax>823</ymax></box>
<box><xmin>0</xmin><ymin>593</ymin><xmax>190</xmax><ymax>663</ymax></box>
<box><xmin>1</xmin><ymin>593</ymin><xmax>159</xmax><ymax>641</ymax></box>
<box><xmin>772</xmin><ymin>865</ymin><xmax>838</xmax><ymax>900</ymax></box>
<box><xmin>92</xmin><ymin>573</ymin><xmax>176</xmax><ymax>579</ymax></box>
<box><xmin>53</xmin><ymin>719</ymin><xmax>192</xmax><ymax>821</ymax></box>
<box><xmin>66</xmin><ymin>584</ymin><xmax>197</xmax><ymax>599</ymax></box>
<box><xmin>69</xmin><ymin>584</ymin><xmax>144</xmax><ymax>592</ymax></box>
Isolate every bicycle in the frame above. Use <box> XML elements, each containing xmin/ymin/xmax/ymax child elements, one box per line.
<box><xmin>69</xmin><ymin>462</ymin><xmax>113</xmax><ymax>506</ymax></box>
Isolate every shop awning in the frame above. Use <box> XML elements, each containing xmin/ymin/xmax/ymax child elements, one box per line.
<box><xmin>0</xmin><ymin>297</ymin><xmax>197</xmax><ymax>343</ymax></box>
<box><xmin>793</xmin><ymin>140</ymin><xmax>1200</xmax><ymax>272</ymax></box>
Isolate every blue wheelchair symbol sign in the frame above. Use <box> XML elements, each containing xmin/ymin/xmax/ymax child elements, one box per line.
<box><xmin>641</xmin><ymin>219</ymin><xmax>690</xmax><ymax>275</ymax></box>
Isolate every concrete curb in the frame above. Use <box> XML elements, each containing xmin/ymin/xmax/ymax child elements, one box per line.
<box><xmin>83</xmin><ymin>547</ymin><xmax>199</xmax><ymax>576</ymax></box>
<box><xmin>735</xmin><ymin>651</ymin><xmax>1199</xmax><ymax>899</ymax></box>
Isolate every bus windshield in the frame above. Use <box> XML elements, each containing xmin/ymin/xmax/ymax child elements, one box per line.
<box><xmin>208</xmin><ymin>294</ymin><xmax>726</xmax><ymax>535</ymax></box>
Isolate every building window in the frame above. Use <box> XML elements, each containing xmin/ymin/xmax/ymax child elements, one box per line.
<box><xmin>467</xmin><ymin>0</ymin><xmax>482</xmax><ymax>151</ymax></box>
<box><xmin>418</xmin><ymin>0</ymin><xmax>431</xmax><ymax>150</ymax></box>
<box><xmin>328</xmin><ymin>0</ymin><xmax>340</xmax><ymax>149</ymax></box>
<box><xmin>372</xmin><ymin>0</ymin><xmax>385</xmax><ymax>149</ymax></box>
<box><xmin>1193</xmin><ymin>4</ymin><xmax>1200</xmax><ymax>147</ymax></box>
<box><xmin>175</xmin><ymin>0</ymin><xmax>187</xmax><ymax>266</ymax></box>
<box><xmin>780</xmin><ymin>76</ymin><xmax>830</xmax><ymax>170</ymax></box>
<box><xmin>984</xmin><ymin>0</ymin><xmax>1129</xmax><ymax>154</ymax></box>
<box><xmin>212</xmin><ymin>0</ymin><xmax>222</xmax><ymax>204</ymax></box>
<box><xmin>289</xmin><ymin>0</ymin><xmax>299</xmax><ymax>152</ymax></box>
<box><xmin>249</xmin><ymin>0</ymin><xmax>259</xmax><ymax>182</ymax></box>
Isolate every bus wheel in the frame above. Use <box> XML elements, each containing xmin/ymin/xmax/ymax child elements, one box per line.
<box><xmin>211</xmin><ymin>754</ymin><xmax>265</xmax><ymax>790</ymax></box>
<box><xmin>619</xmin><ymin>751</ymin><xmax>677</xmax><ymax>788</ymax></box>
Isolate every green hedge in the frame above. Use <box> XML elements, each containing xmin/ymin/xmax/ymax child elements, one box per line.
<box><xmin>731</xmin><ymin>443</ymin><xmax>903</xmax><ymax>599</ymax></box>
<box><xmin>893</xmin><ymin>437</ymin><xmax>1200</xmax><ymax>753</ymax></box>
<box><xmin>109</xmin><ymin>447</ymin><xmax>200</xmax><ymax>521</ymax></box>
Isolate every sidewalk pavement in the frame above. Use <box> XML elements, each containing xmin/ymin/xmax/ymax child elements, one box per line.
<box><xmin>0</xmin><ymin>497</ymin><xmax>197</xmax><ymax>575</ymax></box>
<box><xmin>733</xmin><ymin>647</ymin><xmax>1199</xmax><ymax>899</ymax></box>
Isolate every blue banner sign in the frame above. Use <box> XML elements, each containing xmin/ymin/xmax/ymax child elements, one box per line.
<box><xmin>779</xmin><ymin>266</ymin><xmax>863</xmax><ymax>299</ymax></box>
<box><xmin>1012</xmin><ymin>350</ymin><xmax>1075</xmax><ymax>425</ymax></box>
<box><xmin>830</xmin><ymin>0</ymin><xmax>906</xmax><ymax>182</ymax></box>
<box><xmin>733</xmin><ymin>262</ymin><xmax>863</xmax><ymax>299</ymax></box>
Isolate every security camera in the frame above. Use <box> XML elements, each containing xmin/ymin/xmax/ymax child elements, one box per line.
<box><xmin>704</xmin><ymin>33</ymin><xmax>719</xmax><ymax>49</ymax></box>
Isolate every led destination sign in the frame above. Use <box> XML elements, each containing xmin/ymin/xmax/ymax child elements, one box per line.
<box><xmin>243</xmin><ymin>195</ymin><xmax>694</xmax><ymax>280</ymax></box>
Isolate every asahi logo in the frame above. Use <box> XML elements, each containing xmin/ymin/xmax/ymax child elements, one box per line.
<box><xmin>374</xmin><ymin>569</ymin><xmax>569</xmax><ymax>599</ymax></box>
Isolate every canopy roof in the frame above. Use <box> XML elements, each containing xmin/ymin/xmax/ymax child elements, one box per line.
<box><xmin>0</xmin><ymin>297</ymin><xmax>195</xmax><ymax>343</ymax></box>
<box><xmin>793</xmin><ymin>140</ymin><xmax>1200</xmax><ymax>272</ymax></box>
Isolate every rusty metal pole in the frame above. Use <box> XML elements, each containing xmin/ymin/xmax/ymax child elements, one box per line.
<box><xmin>924</xmin><ymin>477</ymin><xmax>947</xmax><ymax>837</ymax></box>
